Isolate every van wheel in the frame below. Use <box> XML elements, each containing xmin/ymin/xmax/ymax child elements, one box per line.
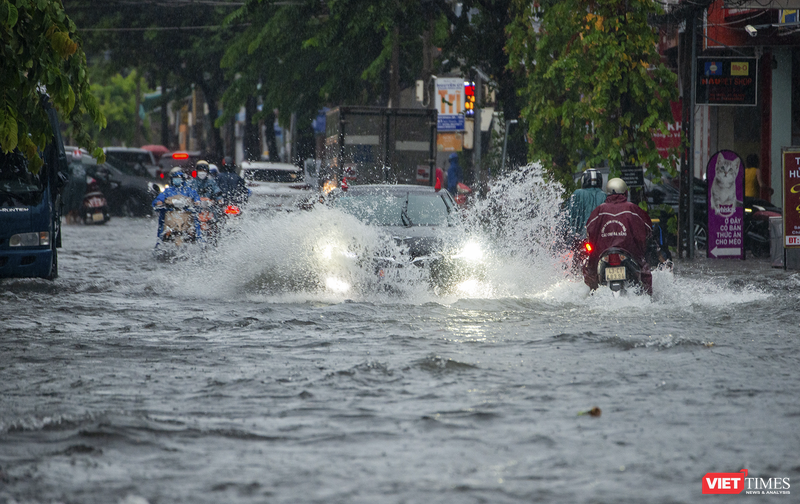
<box><xmin>46</xmin><ymin>243</ymin><xmax>58</xmax><ymax>280</ymax></box>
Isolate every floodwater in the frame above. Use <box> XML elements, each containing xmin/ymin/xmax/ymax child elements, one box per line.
<box><xmin>1</xmin><ymin>168</ymin><xmax>799</xmax><ymax>504</ymax></box>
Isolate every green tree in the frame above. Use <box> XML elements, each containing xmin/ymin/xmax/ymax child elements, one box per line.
<box><xmin>64</xmin><ymin>0</ymin><xmax>239</xmax><ymax>155</ymax></box>
<box><xmin>88</xmin><ymin>69</ymin><xmax>151</xmax><ymax>147</ymax></box>
<box><xmin>507</xmin><ymin>0</ymin><xmax>679</xmax><ymax>187</ymax></box>
<box><xmin>0</xmin><ymin>0</ymin><xmax>105</xmax><ymax>172</ymax></box>
<box><xmin>218</xmin><ymin>0</ymin><xmax>443</xmax><ymax>150</ymax></box>
<box><xmin>440</xmin><ymin>0</ymin><xmax>528</xmax><ymax>172</ymax></box>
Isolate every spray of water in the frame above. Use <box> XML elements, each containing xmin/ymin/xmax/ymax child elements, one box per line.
<box><xmin>166</xmin><ymin>162</ymin><xmax>771</xmax><ymax>307</ymax></box>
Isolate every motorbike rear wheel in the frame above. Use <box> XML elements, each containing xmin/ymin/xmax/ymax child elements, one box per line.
<box><xmin>693</xmin><ymin>223</ymin><xmax>708</xmax><ymax>252</ymax></box>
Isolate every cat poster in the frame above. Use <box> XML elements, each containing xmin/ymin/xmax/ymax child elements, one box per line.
<box><xmin>706</xmin><ymin>150</ymin><xmax>744</xmax><ymax>259</ymax></box>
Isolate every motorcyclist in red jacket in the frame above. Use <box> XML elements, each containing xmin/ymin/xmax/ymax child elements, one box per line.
<box><xmin>583</xmin><ymin>177</ymin><xmax>654</xmax><ymax>295</ymax></box>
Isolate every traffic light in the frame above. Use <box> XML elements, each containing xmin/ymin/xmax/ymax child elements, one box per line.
<box><xmin>464</xmin><ymin>82</ymin><xmax>475</xmax><ymax>117</ymax></box>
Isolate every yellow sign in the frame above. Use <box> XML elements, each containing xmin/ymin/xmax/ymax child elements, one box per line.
<box><xmin>437</xmin><ymin>132</ymin><xmax>463</xmax><ymax>152</ymax></box>
<box><xmin>730</xmin><ymin>62</ymin><xmax>749</xmax><ymax>76</ymax></box>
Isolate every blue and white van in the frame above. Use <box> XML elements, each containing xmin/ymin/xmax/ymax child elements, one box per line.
<box><xmin>0</xmin><ymin>97</ymin><xmax>69</xmax><ymax>280</ymax></box>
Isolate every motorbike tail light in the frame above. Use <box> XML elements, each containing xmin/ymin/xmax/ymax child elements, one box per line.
<box><xmin>607</xmin><ymin>254</ymin><xmax>621</xmax><ymax>266</ymax></box>
<box><xmin>191</xmin><ymin>170</ymin><xmax>197</xmax><ymax>178</ymax></box>
<box><xmin>159</xmin><ymin>172</ymin><xmax>165</xmax><ymax>179</ymax></box>
<box><xmin>225</xmin><ymin>205</ymin><xmax>241</xmax><ymax>215</ymax></box>
<box><xmin>584</xmin><ymin>242</ymin><xmax>593</xmax><ymax>253</ymax></box>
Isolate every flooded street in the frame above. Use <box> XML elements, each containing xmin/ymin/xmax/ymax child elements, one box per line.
<box><xmin>2</xmin><ymin>194</ymin><xmax>799</xmax><ymax>503</ymax></box>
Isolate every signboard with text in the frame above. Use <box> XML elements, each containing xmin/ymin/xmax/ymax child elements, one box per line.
<box><xmin>435</xmin><ymin>78</ymin><xmax>465</xmax><ymax>131</ymax></box>
<box><xmin>706</xmin><ymin>150</ymin><xmax>744</xmax><ymax>259</ymax></box>
<box><xmin>620</xmin><ymin>166</ymin><xmax>644</xmax><ymax>188</ymax></box>
<box><xmin>782</xmin><ymin>149</ymin><xmax>800</xmax><ymax>248</ymax></box>
<box><xmin>695</xmin><ymin>58</ymin><xmax>757</xmax><ymax>106</ymax></box>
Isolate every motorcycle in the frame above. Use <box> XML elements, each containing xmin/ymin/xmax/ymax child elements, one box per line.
<box><xmin>197</xmin><ymin>197</ymin><xmax>220</xmax><ymax>245</ymax></box>
<box><xmin>198</xmin><ymin>197</ymin><xmax>244</xmax><ymax>245</ymax></box>
<box><xmin>581</xmin><ymin>242</ymin><xmax>644</xmax><ymax>294</ymax></box>
<box><xmin>81</xmin><ymin>176</ymin><xmax>110</xmax><ymax>225</ymax></box>
<box><xmin>744</xmin><ymin>198</ymin><xmax>781</xmax><ymax>258</ymax></box>
<box><xmin>153</xmin><ymin>195</ymin><xmax>200</xmax><ymax>260</ymax></box>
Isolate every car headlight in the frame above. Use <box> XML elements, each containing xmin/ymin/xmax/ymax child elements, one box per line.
<box><xmin>325</xmin><ymin>277</ymin><xmax>351</xmax><ymax>293</ymax></box>
<box><xmin>451</xmin><ymin>241</ymin><xmax>484</xmax><ymax>263</ymax></box>
<box><xmin>10</xmin><ymin>232</ymin><xmax>49</xmax><ymax>247</ymax></box>
<box><xmin>318</xmin><ymin>242</ymin><xmax>358</xmax><ymax>261</ymax></box>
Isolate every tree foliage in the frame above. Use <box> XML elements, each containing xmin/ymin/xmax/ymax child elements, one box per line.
<box><xmin>219</xmin><ymin>0</ymin><xmax>442</xmax><ymax>131</ymax></box>
<box><xmin>88</xmin><ymin>69</ymin><xmax>151</xmax><ymax>147</ymax></box>
<box><xmin>440</xmin><ymin>0</ymin><xmax>528</xmax><ymax>171</ymax></box>
<box><xmin>507</xmin><ymin>0</ymin><xmax>679</xmax><ymax>187</ymax></box>
<box><xmin>0</xmin><ymin>0</ymin><xmax>105</xmax><ymax>173</ymax></box>
<box><xmin>65</xmin><ymin>0</ymin><xmax>240</xmax><ymax>155</ymax></box>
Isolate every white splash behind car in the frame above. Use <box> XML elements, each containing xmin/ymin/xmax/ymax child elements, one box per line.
<box><xmin>238</xmin><ymin>161</ymin><xmax>315</xmax><ymax>210</ymax></box>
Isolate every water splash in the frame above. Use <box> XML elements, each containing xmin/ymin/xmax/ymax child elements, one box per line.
<box><xmin>165</xmin><ymin>163</ymin><xmax>772</xmax><ymax>307</ymax></box>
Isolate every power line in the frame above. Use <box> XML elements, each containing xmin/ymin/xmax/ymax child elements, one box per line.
<box><xmin>79</xmin><ymin>23</ymin><xmax>251</xmax><ymax>32</ymax></box>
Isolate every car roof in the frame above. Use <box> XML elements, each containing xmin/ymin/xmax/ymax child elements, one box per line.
<box><xmin>103</xmin><ymin>147</ymin><xmax>149</xmax><ymax>153</ymax></box>
<box><xmin>341</xmin><ymin>184</ymin><xmax>439</xmax><ymax>195</ymax></box>
<box><xmin>240</xmin><ymin>161</ymin><xmax>299</xmax><ymax>171</ymax></box>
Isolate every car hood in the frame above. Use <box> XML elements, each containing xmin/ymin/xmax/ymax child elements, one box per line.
<box><xmin>381</xmin><ymin>225</ymin><xmax>460</xmax><ymax>258</ymax></box>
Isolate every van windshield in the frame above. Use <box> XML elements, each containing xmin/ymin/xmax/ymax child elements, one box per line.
<box><xmin>0</xmin><ymin>151</ymin><xmax>45</xmax><ymax>207</ymax></box>
<box><xmin>244</xmin><ymin>169</ymin><xmax>302</xmax><ymax>183</ymax></box>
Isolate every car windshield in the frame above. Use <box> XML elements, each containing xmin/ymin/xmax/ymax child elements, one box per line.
<box><xmin>104</xmin><ymin>159</ymin><xmax>146</xmax><ymax>178</ymax></box>
<box><xmin>245</xmin><ymin>169</ymin><xmax>301</xmax><ymax>183</ymax></box>
<box><xmin>0</xmin><ymin>151</ymin><xmax>45</xmax><ymax>207</ymax></box>
<box><xmin>107</xmin><ymin>151</ymin><xmax>152</xmax><ymax>164</ymax></box>
<box><xmin>333</xmin><ymin>191</ymin><xmax>452</xmax><ymax>227</ymax></box>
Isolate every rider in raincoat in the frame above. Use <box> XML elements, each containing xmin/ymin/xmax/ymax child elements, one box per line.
<box><xmin>152</xmin><ymin>167</ymin><xmax>202</xmax><ymax>242</ymax></box>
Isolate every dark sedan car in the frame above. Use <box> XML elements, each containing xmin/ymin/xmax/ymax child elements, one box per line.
<box><xmin>321</xmin><ymin>184</ymin><xmax>487</xmax><ymax>294</ymax></box>
<box><xmin>67</xmin><ymin>149</ymin><xmax>160</xmax><ymax>217</ymax></box>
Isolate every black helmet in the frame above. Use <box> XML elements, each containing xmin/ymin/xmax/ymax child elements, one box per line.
<box><xmin>582</xmin><ymin>168</ymin><xmax>602</xmax><ymax>189</ymax></box>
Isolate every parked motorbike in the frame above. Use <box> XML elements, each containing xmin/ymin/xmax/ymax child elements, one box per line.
<box><xmin>744</xmin><ymin>198</ymin><xmax>781</xmax><ymax>258</ymax></box>
<box><xmin>80</xmin><ymin>176</ymin><xmax>110</xmax><ymax>225</ymax></box>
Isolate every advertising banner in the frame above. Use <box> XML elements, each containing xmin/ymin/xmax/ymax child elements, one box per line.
<box><xmin>706</xmin><ymin>150</ymin><xmax>744</xmax><ymax>259</ymax></box>
<box><xmin>654</xmin><ymin>100</ymin><xmax>682</xmax><ymax>159</ymax></box>
<box><xmin>435</xmin><ymin>78</ymin><xmax>465</xmax><ymax>131</ymax></box>
<box><xmin>783</xmin><ymin>149</ymin><xmax>800</xmax><ymax>247</ymax></box>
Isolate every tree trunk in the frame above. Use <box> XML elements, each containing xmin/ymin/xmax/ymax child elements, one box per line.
<box><xmin>198</xmin><ymin>82</ymin><xmax>224</xmax><ymax>160</ymax></box>
<box><xmin>160</xmin><ymin>71</ymin><xmax>169</xmax><ymax>148</ymax></box>
<box><xmin>244</xmin><ymin>96</ymin><xmax>259</xmax><ymax>162</ymax></box>
<box><xmin>389</xmin><ymin>26</ymin><xmax>400</xmax><ymax>108</ymax></box>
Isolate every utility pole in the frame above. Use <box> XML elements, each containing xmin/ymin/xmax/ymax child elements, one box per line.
<box><xmin>473</xmin><ymin>76</ymin><xmax>481</xmax><ymax>188</ymax></box>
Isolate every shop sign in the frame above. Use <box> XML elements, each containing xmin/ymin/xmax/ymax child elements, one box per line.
<box><xmin>436</xmin><ymin>132</ymin><xmax>463</xmax><ymax>152</ymax></box>
<box><xmin>435</xmin><ymin>78</ymin><xmax>466</xmax><ymax>131</ymax></box>
<box><xmin>695</xmin><ymin>58</ymin><xmax>757</xmax><ymax>106</ymax></box>
<box><xmin>782</xmin><ymin>149</ymin><xmax>800</xmax><ymax>248</ymax></box>
<box><xmin>706</xmin><ymin>150</ymin><xmax>744</xmax><ymax>259</ymax></box>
